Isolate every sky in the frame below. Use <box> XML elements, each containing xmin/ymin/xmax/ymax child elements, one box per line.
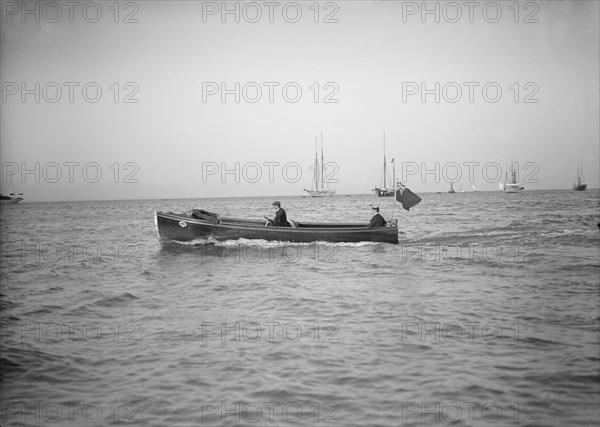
<box><xmin>1</xmin><ymin>0</ymin><xmax>598</xmax><ymax>201</ymax></box>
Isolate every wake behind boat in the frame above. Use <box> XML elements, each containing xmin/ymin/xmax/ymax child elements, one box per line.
<box><xmin>155</xmin><ymin>209</ymin><xmax>399</xmax><ymax>244</ymax></box>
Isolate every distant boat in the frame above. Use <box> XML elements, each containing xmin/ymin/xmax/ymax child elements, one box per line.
<box><xmin>448</xmin><ymin>182</ymin><xmax>455</xmax><ymax>193</ymax></box>
<box><xmin>499</xmin><ymin>160</ymin><xmax>524</xmax><ymax>193</ymax></box>
<box><xmin>573</xmin><ymin>161</ymin><xmax>587</xmax><ymax>191</ymax></box>
<box><xmin>372</xmin><ymin>133</ymin><xmax>395</xmax><ymax>197</ymax></box>
<box><xmin>0</xmin><ymin>182</ymin><xmax>24</xmax><ymax>204</ymax></box>
<box><xmin>304</xmin><ymin>132</ymin><xmax>336</xmax><ymax>197</ymax></box>
<box><xmin>472</xmin><ymin>184</ymin><xmax>478</xmax><ymax>192</ymax></box>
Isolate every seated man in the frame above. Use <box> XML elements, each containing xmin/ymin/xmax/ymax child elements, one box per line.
<box><xmin>368</xmin><ymin>206</ymin><xmax>387</xmax><ymax>227</ymax></box>
<box><xmin>269</xmin><ymin>201</ymin><xmax>291</xmax><ymax>227</ymax></box>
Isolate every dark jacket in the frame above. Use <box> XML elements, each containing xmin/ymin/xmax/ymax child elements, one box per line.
<box><xmin>274</xmin><ymin>208</ymin><xmax>291</xmax><ymax>227</ymax></box>
<box><xmin>369</xmin><ymin>213</ymin><xmax>387</xmax><ymax>227</ymax></box>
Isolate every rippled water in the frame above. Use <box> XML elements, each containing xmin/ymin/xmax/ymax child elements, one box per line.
<box><xmin>1</xmin><ymin>190</ymin><xmax>599</xmax><ymax>426</ymax></box>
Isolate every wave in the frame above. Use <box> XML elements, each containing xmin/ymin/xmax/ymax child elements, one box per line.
<box><xmin>93</xmin><ymin>292</ymin><xmax>139</xmax><ymax>307</ymax></box>
<box><xmin>161</xmin><ymin>237</ymin><xmax>381</xmax><ymax>249</ymax></box>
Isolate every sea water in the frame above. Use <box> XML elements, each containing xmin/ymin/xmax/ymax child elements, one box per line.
<box><xmin>1</xmin><ymin>190</ymin><xmax>599</xmax><ymax>426</ymax></box>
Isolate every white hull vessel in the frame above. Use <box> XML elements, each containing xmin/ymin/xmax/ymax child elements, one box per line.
<box><xmin>0</xmin><ymin>197</ymin><xmax>24</xmax><ymax>204</ymax></box>
<box><xmin>303</xmin><ymin>190</ymin><xmax>336</xmax><ymax>197</ymax></box>
<box><xmin>500</xmin><ymin>183</ymin><xmax>522</xmax><ymax>193</ymax></box>
<box><xmin>500</xmin><ymin>161</ymin><xmax>523</xmax><ymax>193</ymax></box>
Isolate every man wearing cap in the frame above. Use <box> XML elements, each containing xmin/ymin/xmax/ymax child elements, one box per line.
<box><xmin>269</xmin><ymin>201</ymin><xmax>291</xmax><ymax>227</ymax></box>
<box><xmin>369</xmin><ymin>206</ymin><xmax>387</xmax><ymax>227</ymax></box>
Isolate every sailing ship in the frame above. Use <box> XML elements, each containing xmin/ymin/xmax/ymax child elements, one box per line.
<box><xmin>303</xmin><ymin>132</ymin><xmax>336</xmax><ymax>197</ymax></box>
<box><xmin>0</xmin><ymin>182</ymin><xmax>24</xmax><ymax>204</ymax></box>
<box><xmin>573</xmin><ymin>160</ymin><xmax>587</xmax><ymax>191</ymax></box>
<box><xmin>448</xmin><ymin>182</ymin><xmax>455</xmax><ymax>194</ymax></box>
<box><xmin>372</xmin><ymin>133</ymin><xmax>395</xmax><ymax>197</ymax></box>
<box><xmin>499</xmin><ymin>160</ymin><xmax>524</xmax><ymax>193</ymax></box>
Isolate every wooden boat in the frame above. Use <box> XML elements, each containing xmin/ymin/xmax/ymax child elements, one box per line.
<box><xmin>155</xmin><ymin>210</ymin><xmax>399</xmax><ymax>244</ymax></box>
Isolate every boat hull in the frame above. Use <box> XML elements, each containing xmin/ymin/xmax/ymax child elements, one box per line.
<box><xmin>155</xmin><ymin>212</ymin><xmax>399</xmax><ymax>244</ymax></box>
<box><xmin>0</xmin><ymin>198</ymin><xmax>23</xmax><ymax>204</ymax></box>
<box><xmin>504</xmin><ymin>185</ymin><xmax>522</xmax><ymax>193</ymax></box>
<box><xmin>499</xmin><ymin>183</ymin><xmax>523</xmax><ymax>193</ymax></box>
<box><xmin>573</xmin><ymin>184</ymin><xmax>587</xmax><ymax>191</ymax></box>
<box><xmin>373</xmin><ymin>188</ymin><xmax>394</xmax><ymax>197</ymax></box>
<box><xmin>303</xmin><ymin>189</ymin><xmax>336</xmax><ymax>197</ymax></box>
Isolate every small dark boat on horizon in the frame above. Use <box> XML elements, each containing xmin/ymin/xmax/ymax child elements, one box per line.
<box><xmin>155</xmin><ymin>210</ymin><xmax>399</xmax><ymax>244</ymax></box>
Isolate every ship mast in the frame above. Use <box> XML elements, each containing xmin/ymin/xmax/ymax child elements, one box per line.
<box><xmin>383</xmin><ymin>132</ymin><xmax>387</xmax><ymax>189</ymax></box>
<box><xmin>392</xmin><ymin>157</ymin><xmax>395</xmax><ymax>190</ymax></box>
<box><xmin>320</xmin><ymin>131</ymin><xmax>324</xmax><ymax>191</ymax></box>
<box><xmin>314</xmin><ymin>138</ymin><xmax>319</xmax><ymax>191</ymax></box>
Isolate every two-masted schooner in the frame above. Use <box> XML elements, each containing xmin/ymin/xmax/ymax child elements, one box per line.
<box><xmin>372</xmin><ymin>133</ymin><xmax>395</xmax><ymax>197</ymax></box>
<box><xmin>573</xmin><ymin>160</ymin><xmax>587</xmax><ymax>191</ymax></box>
<box><xmin>303</xmin><ymin>133</ymin><xmax>336</xmax><ymax>197</ymax></box>
<box><xmin>0</xmin><ymin>182</ymin><xmax>24</xmax><ymax>204</ymax></box>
